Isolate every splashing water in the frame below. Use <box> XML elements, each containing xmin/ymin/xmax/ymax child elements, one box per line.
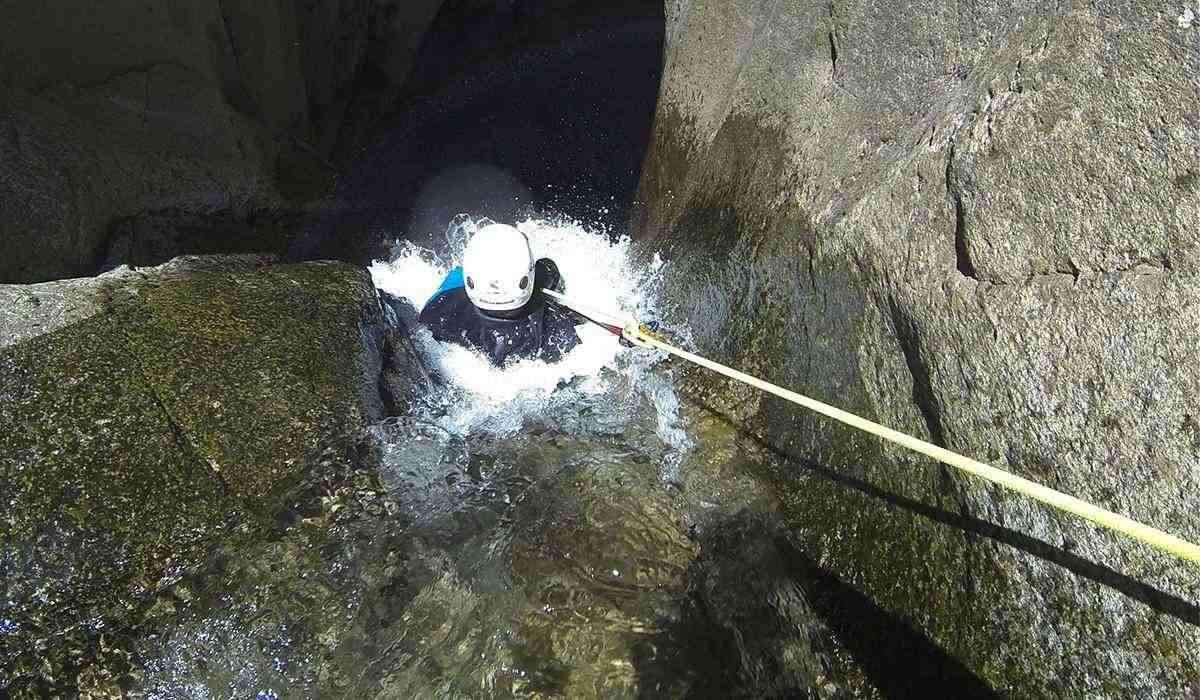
<box><xmin>130</xmin><ymin>218</ymin><xmax>790</xmax><ymax>697</ymax></box>
<box><xmin>368</xmin><ymin>215</ymin><xmax>689</xmax><ymax>464</ymax></box>
<box><xmin>358</xmin><ymin>220</ymin><xmax>715</xmax><ymax>694</ymax></box>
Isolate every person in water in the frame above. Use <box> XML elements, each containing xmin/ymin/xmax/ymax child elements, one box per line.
<box><xmin>418</xmin><ymin>223</ymin><xmax>582</xmax><ymax>365</ymax></box>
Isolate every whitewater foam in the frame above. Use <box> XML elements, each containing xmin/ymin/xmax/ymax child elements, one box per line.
<box><xmin>368</xmin><ymin>216</ymin><xmax>685</xmax><ymax>464</ymax></box>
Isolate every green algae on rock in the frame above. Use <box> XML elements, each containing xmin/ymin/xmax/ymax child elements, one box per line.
<box><xmin>0</xmin><ymin>257</ymin><xmax>391</xmax><ymax>694</ymax></box>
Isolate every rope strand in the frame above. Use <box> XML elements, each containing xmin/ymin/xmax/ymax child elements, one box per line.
<box><xmin>542</xmin><ymin>289</ymin><xmax>1200</xmax><ymax>567</ymax></box>
<box><xmin>626</xmin><ymin>322</ymin><xmax>1200</xmax><ymax>565</ymax></box>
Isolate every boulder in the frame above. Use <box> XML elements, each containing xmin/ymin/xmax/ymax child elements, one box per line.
<box><xmin>660</xmin><ymin>510</ymin><xmax>833</xmax><ymax>698</ymax></box>
<box><xmin>635</xmin><ymin>0</ymin><xmax>1200</xmax><ymax>695</ymax></box>
<box><xmin>0</xmin><ymin>257</ymin><xmax>392</xmax><ymax>693</ymax></box>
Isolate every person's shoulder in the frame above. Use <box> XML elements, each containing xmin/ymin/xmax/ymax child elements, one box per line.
<box><xmin>426</xmin><ymin>267</ymin><xmax>465</xmax><ymax>304</ymax></box>
<box><xmin>419</xmin><ymin>286</ymin><xmax>472</xmax><ymax>323</ymax></box>
<box><xmin>542</xmin><ymin>297</ymin><xmax>583</xmax><ymax>325</ymax></box>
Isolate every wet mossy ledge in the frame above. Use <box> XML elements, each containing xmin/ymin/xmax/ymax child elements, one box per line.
<box><xmin>0</xmin><ymin>256</ymin><xmax>396</xmax><ymax>693</ymax></box>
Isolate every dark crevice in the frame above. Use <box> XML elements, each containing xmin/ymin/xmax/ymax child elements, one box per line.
<box><xmin>95</xmin><ymin>218</ymin><xmax>133</xmax><ymax>274</ymax></box>
<box><xmin>885</xmin><ymin>296</ymin><xmax>946</xmax><ymax>448</ymax></box>
<box><xmin>143</xmin><ymin>371</ymin><xmax>232</xmax><ymax>500</ymax></box>
<box><xmin>946</xmin><ymin>146</ymin><xmax>978</xmax><ymax>280</ymax></box>
<box><xmin>828</xmin><ymin>31</ymin><xmax>838</xmax><ymax>78</ymax></box>
<box><xmin>827</xmin><ymin>1</ymin><xmax>838</xmax><ymax>80</ymax></box>
<box><xmin>209</xmin><ymin>0</ymin><xmax>259</xmax><ymax>120</ymax></box>
<box><xmin>805</xmin><ymin>251</ymin><xmax>818</xmax><ymax>298</ymax></box>
<box><xmin>217</xmin><ymin>0</ymin><xmax>239</xmax><ymax>66</ymax></box>
<box><xmin>141</xmin><ymin>71</ymin><xmax>150</xmax><ymax>126</ymax></box>
<box><xmin>1059</xmin><ymin>257</ymin><xmax>1081</xmax><ymax>282</ymax></box>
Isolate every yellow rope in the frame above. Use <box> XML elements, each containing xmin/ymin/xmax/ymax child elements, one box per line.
<box><xmin>614</xmin><ymin>321</ymin><xmax>1200</xmax><ymax>567</ymax></box>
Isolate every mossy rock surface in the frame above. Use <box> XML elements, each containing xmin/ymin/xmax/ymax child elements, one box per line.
<box><xmin>0</xmin><ymin>258</ymin><xmax>386</xmax><ymax>693</ymax></box>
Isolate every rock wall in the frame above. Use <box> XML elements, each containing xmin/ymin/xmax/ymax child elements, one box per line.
<box><xmin>0</xmin><ymin>0</ymin><xmax>444</xmax><ymax>284</ymax></box>
<box><xmin>0</xmin><ymin>257</ymin><xmax>394</xmax><ymax>692</ymax></box>
<box><xmin>636</xmin><ymin>0</ymin><xmax>1200</xmax><ymax>695</ymax></box>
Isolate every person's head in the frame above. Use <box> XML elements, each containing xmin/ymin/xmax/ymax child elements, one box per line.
<box><xmin>462</xmin><ymin>223</ymin><xmax>535</xmax><ymax>317</ymax></box>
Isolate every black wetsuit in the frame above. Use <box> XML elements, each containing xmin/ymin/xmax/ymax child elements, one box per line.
<box><xmin>418</xmin><ymin>259</ymin><xmax>581</xmax><ymax>366</ymax></box>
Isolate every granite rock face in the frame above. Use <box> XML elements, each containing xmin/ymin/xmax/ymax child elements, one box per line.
<box><xmin>0</xmin><ymin>257</ymin><xmax>393</xmax><ymax>693</ymax></box>
<box><xmin>0</xmin><ymin>0</ymin><xmax>663</xmax><ymax>283</ymax></box>
<box><xmin>636</xmin><ymin>0</ymin><xmax>1200</xmax><ymax>695</ymax></box>
<box><xmin>0</xmin><ymin>0</ymin><xmax>448</xmax><ymax>283</ymax></box>
<box><xmin>0</xmin><ymin>2</ymin><xmax>299</xmax><ymax>283</ymax></box>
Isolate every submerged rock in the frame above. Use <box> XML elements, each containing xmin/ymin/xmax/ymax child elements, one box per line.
<box><xmin>354</xmin><ymin>433</ymin><xmax>700</xmax><ymax>698</ymax></box>
<box><xmin>377</xmin><ymin>291</ymin><xmax>435</xmax><ymax>415</ymax></box>
<box><xmin>644</xmin><ymin>509</ymin><xmax>834</xmax><ymax>699</ymax></box>
<box><xmin>125</xmin><ymin>423</ymin><xmax>701</xmax><ymax>697</ymax></box>
<box><xmin>0</xmin><ymin>257</ymin><xmax>392</xmax><ymax>693</ymax></box>
<box><xmin>636</xmin><ymin>0</ymin><xmax>1200</xmax><ymax>695</ymax></box>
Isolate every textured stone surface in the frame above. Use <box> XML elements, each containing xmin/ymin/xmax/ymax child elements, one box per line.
<box><xmin>636</xmin><ymin>0</ymin><xmax>1200</xmax><ymax>695</ymax></box>
<box><xmin>0</xmin><ymin>258</ymin><xmax>389</xmax><ymax>693</ymax></box>
<box><xmin>0</xmin><ymin>0</ymin><xmax>453</xmax><ymax>283</ymax></box>
<box><xmin>0</xmin><ymin>0</ymin><xmax>668</xmax><ymax>282</ymax></box>
<box><xmin>0</xmin><ymin>2</ymin><xmax>299</xmax><ymax>283</ymax></box>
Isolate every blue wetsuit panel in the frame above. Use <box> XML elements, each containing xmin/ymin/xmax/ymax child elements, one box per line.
<box><xmin>427</xmin><ymin>267</ymin><xmax>465</xmax><ymax>308</ymax></box>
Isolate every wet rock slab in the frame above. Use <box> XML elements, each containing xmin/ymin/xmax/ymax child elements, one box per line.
<box><xmin>0</xmin><ymin>256</ymin><xmax>389</xmax><ymax>693</ymax></box>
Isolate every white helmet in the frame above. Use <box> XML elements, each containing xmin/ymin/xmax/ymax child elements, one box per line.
<box><xmin>462</xmin><ymin>223</ymin><xmax>536</xmax><ymax>312</ymax></box>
